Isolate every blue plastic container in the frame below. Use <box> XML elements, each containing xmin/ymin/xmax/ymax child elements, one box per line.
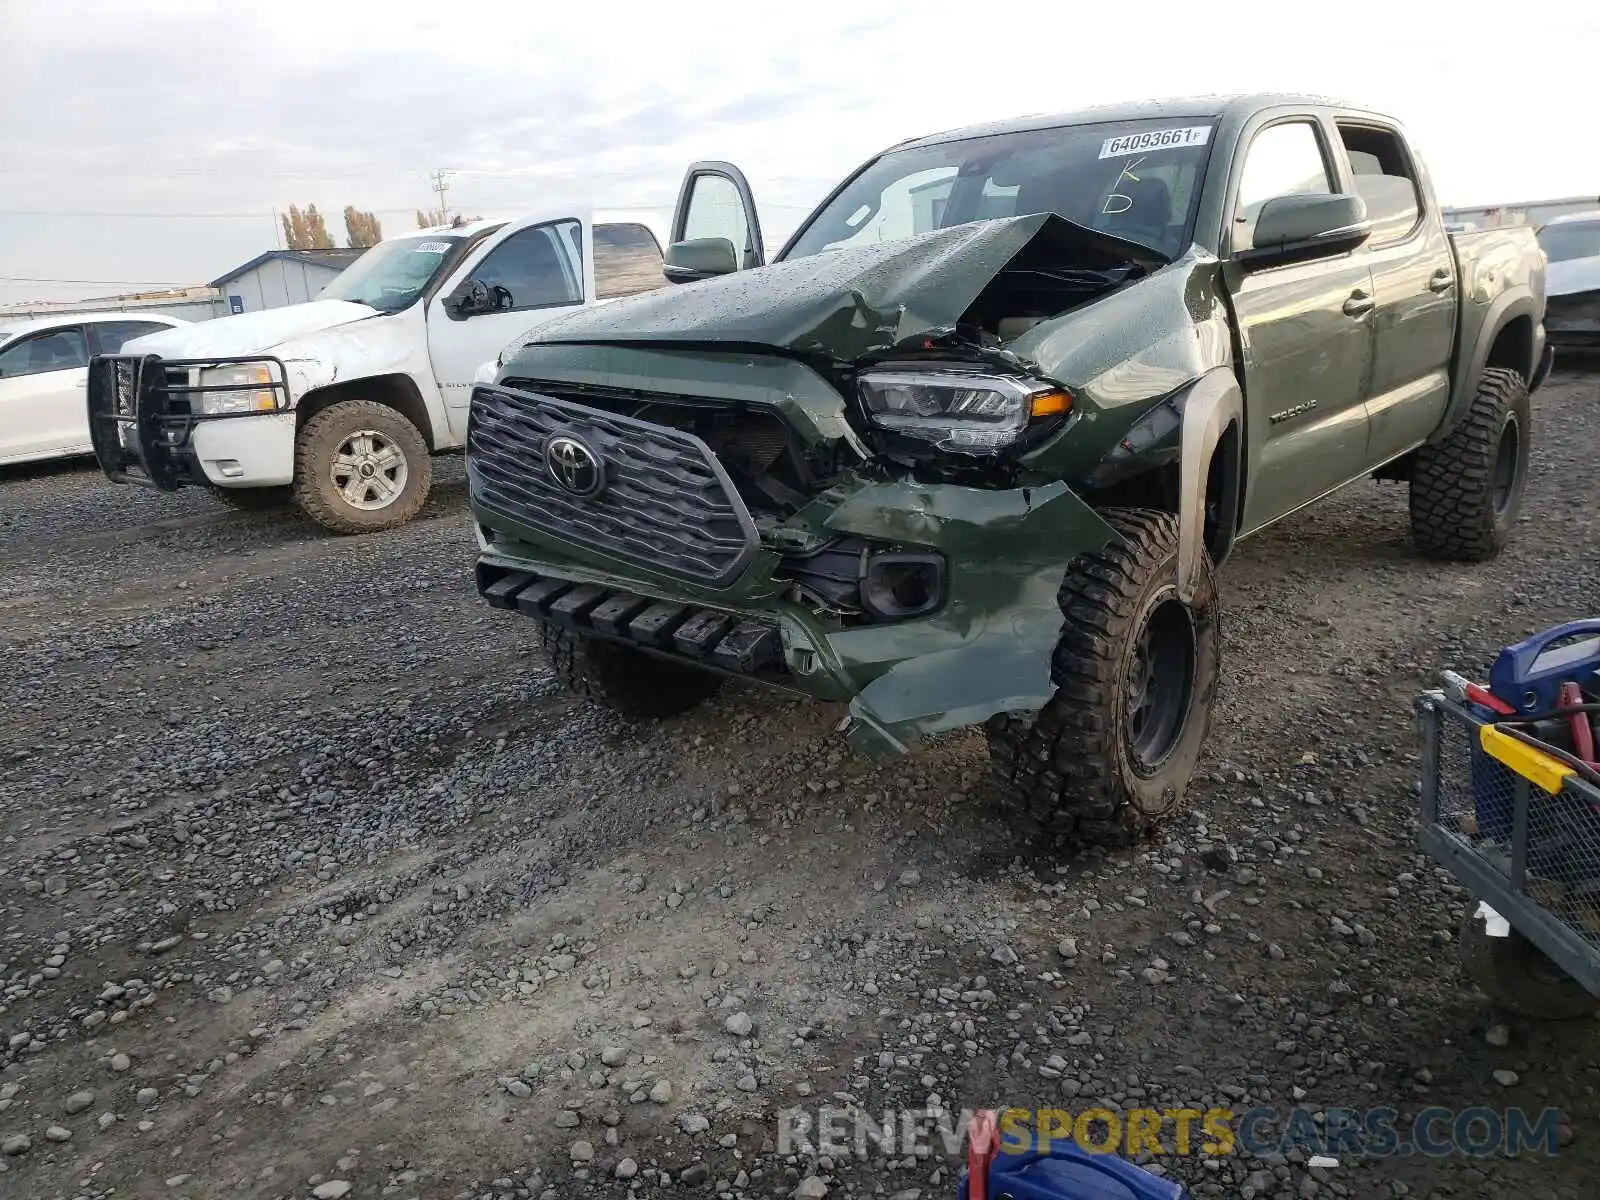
<box><xmin>1471</xmin><ymin>620</ymin><xmax>1600</xmax><ymax>840</ymax></box>
<box><xmin>956</xmin><ymin>1142</ymin><xmax>1188</xmax><ymax>1200</ymax></box>
<box><xmin>1488</xmin><ymin>620</ymin><xmax>1600</xmax><ymax>716</ymax></box>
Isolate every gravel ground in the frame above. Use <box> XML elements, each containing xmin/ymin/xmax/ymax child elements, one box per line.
<box><xmin>2</xmin><ymin>368</ymin><xmax>1598</xmax><ymax>1200</ymax></box>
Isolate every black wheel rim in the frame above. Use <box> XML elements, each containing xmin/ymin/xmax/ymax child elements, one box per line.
<box><xmin>1125</xmin><ymin>591</ymin><xmax>1198</xmax><ymax>775</ymax></box>
<box><xmin>1492</xmin><ymin>414</ymin><xmax>1521</xmax><ymax>517</ymax></box>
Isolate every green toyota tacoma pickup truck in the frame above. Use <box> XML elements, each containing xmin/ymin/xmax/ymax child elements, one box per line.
<box><xmin>468</xmin><ymin>93</ymin><xmax>1552</xmax><ymax>843</ymax></box>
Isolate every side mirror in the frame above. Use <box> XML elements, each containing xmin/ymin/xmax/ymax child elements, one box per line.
<box><xmin>663</xmin><ymin>237</ymin><xmax>739</xmax><ymax>284</ymax></box>
<box><xmin>446</xmin><ymin>279</ymin><xmax>494</xmax><ymax>317</ymax></box>
<box><xmin>1236</xmin><ymin>193</ymin><xmax>1371</xmax><ymax>270</ymax></box>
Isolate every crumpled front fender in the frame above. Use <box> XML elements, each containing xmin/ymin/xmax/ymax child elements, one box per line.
<box><xmin>813</xmin><ymin>479</ymin><xmax>1118</xmax><ymax>756</ymax></box>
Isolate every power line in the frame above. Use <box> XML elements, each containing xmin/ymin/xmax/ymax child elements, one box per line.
<box><xmin>0</xmin><ymin>209</ymin><xmax>272</xmax><ymax>220</ymax></box>
<box><xmin>0</xmin><ymin>275</ymin><xmax>191</xmax><ymax>287</ymax></box>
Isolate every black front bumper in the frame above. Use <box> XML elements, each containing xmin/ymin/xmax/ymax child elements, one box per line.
<box><xmin>86</xmin><ymin>353</ymin><xmax>290</xmax><ymax>491</ymax></box>
<box><xmin>475</xmin><ymin>559</ymin><xmax>791</xmax><ymax>684</ymax></box>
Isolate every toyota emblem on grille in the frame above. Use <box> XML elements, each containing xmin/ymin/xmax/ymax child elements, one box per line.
<box><xmin>544</xmin><ymin>434</ymin><xmax>605</xmax><ymax>498</ymax></box>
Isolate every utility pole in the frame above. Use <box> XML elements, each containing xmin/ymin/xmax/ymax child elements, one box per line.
<box><xmin>429</xmin><ymin>168</ymin><xmax>453</xmax><ymax>225</ymax></box>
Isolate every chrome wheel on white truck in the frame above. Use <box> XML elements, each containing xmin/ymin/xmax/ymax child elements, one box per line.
<box><xmin>293</xmin><ymin>400</ymin><xmax>432</xmax><ymax>534</ymax></box>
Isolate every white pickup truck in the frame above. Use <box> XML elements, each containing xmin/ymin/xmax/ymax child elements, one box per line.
<box><xmin>87</xmin><ymin>208</ymin><xmax>670</xmax><ymax>533</ymax></box>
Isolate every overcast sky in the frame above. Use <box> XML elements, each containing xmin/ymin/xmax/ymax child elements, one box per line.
<box><xmin>4</xmin><ymin>0</ymin><xmax>1597</xmax><ymax>307</ymax></box>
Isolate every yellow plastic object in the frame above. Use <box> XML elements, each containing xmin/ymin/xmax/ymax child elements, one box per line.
<box><xmin>1479</xmin><ymin>725</ymin><xmax>1575</xmax><ymax>794</ymax></box>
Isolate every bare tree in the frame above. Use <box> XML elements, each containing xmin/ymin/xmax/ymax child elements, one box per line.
<box><xmin>343</xmin><ymin>206</ymin><xmax>383</xmax><ymax>248</ymax></box>
<box><xmin>281</xmin><ymin>204</ymin><xmax>334</xmax><ymax>250</ymax></box>
<box><xmin>416</xmin><ymin>208</ymin><xmax>483</xmax><ymax>230</ymax></box>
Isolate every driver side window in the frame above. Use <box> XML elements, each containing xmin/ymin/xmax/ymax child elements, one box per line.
<box><xmin>1232</xmin><ymin>121</ymin><xmax>1333</xmax><ymax>252</ymax></box>
<box><xmin>468</xmin><ymin>220</ymin><xmax>583</xmax><ymax>313</ymax></box>
<box><xmin>681</xmin><ymin>174</ymin><xmax>754</xmax><ymax>267</ymax></box>
<box><xmin>0</xmin><ymin>327</ymin><xmax>88</xmax><ymax>378</ymax></box>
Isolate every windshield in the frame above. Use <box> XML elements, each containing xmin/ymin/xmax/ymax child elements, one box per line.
<box><xmin>320</xmin><ymin>235</ymin><xmax>466</xmax><ymax>311</ymax></box>
<box><xmin>1537</xmin><ymin>220</ymin><xmax>1600</xmax><ymax>264</ymax></box>
<box><xmin>783</xmin><ymin>118</ymin><xmax>1216</xmax><ymax>263</ymax></box>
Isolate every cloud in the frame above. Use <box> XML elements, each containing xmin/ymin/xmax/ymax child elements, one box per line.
<box><xmin>3</xmin><ymin>0</ymin><xmax>1599</xmax><ymax>304</ymax></box>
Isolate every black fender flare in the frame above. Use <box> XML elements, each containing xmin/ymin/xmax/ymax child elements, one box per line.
<box><xmin>1430</xmin><ymin>288</ymin><xmax>1538</xmax><ymax>443</ymax></box>
<box><xmin>1177</xmin><ymin>367</ymin><xmax>1243</xmax><ymax>604</ymax></box>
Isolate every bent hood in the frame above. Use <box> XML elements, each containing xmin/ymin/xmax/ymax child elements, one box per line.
<box><xmin>121</xmin><ymin>299</ymin><xmax>381</xmax><ymax>359</ymax></box>
<box><xmin>1548</xmin><ymin>255</ymin><xmax>1600</xmax><ymax>298</ymax></box>
<box><xmin>516</xmin><ymin>213</ymin><xmax>1163</xmax><ymax>366</ymax></box>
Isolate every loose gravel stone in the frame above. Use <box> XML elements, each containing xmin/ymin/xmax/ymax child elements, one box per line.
<box><xmin>63</xmin><ymin>1090</ymin><xmax>95</xmax><ymax>1114</ymax></box>
<box><xmin>3</xmin><ymin>380</ymin><xmax>1597</xmax><ymax>1200</ymax></box>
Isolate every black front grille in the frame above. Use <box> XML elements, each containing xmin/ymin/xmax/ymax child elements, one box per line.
<box><xmin>469</xmin><ymin>385</ymin><xmax>759</xmax><ymax>587</ymax></box>
<box><xmin>163</xmin><ymin>367</ymin><xmax>194</xmax><ymax>416</ymax></box>
<box><xmin>504</xmin><ymin>377</ymin><xmax>797</xmax><ymax>496</ymax></box>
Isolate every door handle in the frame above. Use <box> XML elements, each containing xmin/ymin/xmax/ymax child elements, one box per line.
<box><xmin>1428</xmin><ymin>269</ymin><xmax>1454</xmax><ymax>293</ymax></box>
<box><xmin>1342</xmin><ymin>289</ymin><xmax>1374</xmax><ymax>317</ymax></box>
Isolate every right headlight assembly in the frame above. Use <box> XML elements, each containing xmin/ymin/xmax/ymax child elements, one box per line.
<box><xmin>855</xmin><ymin>368</ymin><xmax>1071</xmax><ymax>455</ymax></box>
<box><xmin>196</xmin><ymin>363</ymin><xmax>281</xmax><ymax>415</ymax></box>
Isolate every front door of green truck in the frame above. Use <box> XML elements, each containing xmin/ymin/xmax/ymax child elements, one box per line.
<box><xmin>1223</xmin><ymin>117</ymin><xmax>1377</xmax><ymax>534</ymax></box>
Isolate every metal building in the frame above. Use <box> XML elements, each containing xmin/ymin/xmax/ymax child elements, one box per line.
<box><xmin>0</xmin><ymin>288</ymin><xmax>228</xmax><ymax>323</ymax></box>
<box><xmin>208</xmin><ymin>248</ymin><xmax>367</xmax><ymax>315</ymax></box>
<box><xmin>1441</xmin><ymin>195</ymin><xmax>1600</xmax><ymax>230</ymax></box>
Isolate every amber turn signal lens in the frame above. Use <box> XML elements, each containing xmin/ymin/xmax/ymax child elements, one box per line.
<box><xmin>1029</xmin><ymin>390</ymin><xmax>1072</xmax><ymax>418</ymax></box>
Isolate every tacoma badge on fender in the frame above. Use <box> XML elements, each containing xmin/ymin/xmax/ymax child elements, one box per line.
<box><xmin>1268</xmin><ymin>399</ymin><xmax>1319</xmax><ymax>425</ymax></box>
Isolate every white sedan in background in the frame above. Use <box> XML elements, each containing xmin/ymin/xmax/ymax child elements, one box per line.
<box><xmin>0</xmin><ymin>312</ymin><xmax>190</xmax><ymax>466</ymax></box>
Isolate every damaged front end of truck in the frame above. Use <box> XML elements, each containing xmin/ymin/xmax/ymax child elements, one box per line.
<box><xmin>468</xmin><ymin>210</ymin><xmax>1230</xmax><ymax>756</ymax></box>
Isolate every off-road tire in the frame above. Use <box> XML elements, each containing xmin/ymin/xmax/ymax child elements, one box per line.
<box><xmin>985</xmin><ymin>508</ymin><xmax>1222</xmax><ymax>845</ymax></box>
<box><xmin>209</xmin><ymin>485</ymin><xmax>292</xmax><ymax>512</ymax></box>
<box><xmin>292</xmin><ymin>400</ymin><xmax>432</xmax><ymax>535</ymax></box>
<box><xmin>541</xmin><ymin>623</ymin><xmax>723</xmax><ymax>719</ymax></box>
<box><xmin>1409</xmin><ymin>367</ymin><xmax>1531</xmax><ymax>562</ymax></box>
<box><xmin>1457</xmin><ymin>905</ymin><xmax>1599</xmax><ymax>1021</ymax></box>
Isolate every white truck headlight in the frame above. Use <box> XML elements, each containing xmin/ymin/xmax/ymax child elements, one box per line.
<box><xmin>856</xmin><ymin>369</ymin><xmax>1072</xmax><ymax>454</ymax></box>
<box><xmin>196</xmin><ymin>364</ymin><xmax>280</xmax><ymax>415</ymax></box>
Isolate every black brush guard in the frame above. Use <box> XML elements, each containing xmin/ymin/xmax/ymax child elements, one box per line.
<box><xmin>86</xmin><ymin>353</ymin><xmax>290</xmax><ymax>491</ymax></box>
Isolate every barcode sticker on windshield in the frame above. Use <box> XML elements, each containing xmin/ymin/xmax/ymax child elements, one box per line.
<box><xmin>413</xmin><ymin>240</ymin><xmax>451</xmax><ymax>254</ymax></box>
<box><xmin>1099</xmin><ymin>126</ymin><xmax>1211</xmax><ymax>159</ymax></box>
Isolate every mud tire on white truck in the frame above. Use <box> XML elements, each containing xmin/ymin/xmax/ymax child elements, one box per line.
<box><xmin>292</xmin><ymin>399</ymin><xmax>433</xmax><ymax>535</ymax></box>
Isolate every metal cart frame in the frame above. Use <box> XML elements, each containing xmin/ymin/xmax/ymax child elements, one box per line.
<box><xmin>1417</xmin><ymin>689</ymin><xmax>1600</xmax><ymax>1002</ymax></box>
